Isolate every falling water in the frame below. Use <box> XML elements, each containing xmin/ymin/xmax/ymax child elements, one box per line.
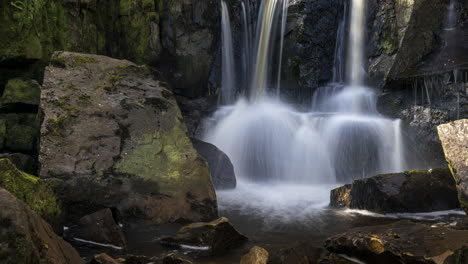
<box><xmin>220</xmin><ymin>0</ymin><xmax>236</xmax><ymax>104</ymax></box>
<box><xmin>206</xmin><ymin>0</ymin><xmax>407</xmax><ymax>187</ymax></box>
<box><xmin>332</xmin><ymin>0</ymin><xmax>347</xmax><ymax>83</ymax></box>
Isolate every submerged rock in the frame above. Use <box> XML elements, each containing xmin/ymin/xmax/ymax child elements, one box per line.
<box><xmin>192</xmin><ymin>138</ymin><xmax>236</xmax><ymax>190</ymax></box>
<box><xmin>160</xmin><ymin>217</ymin><xmax>247</xmax><ymax>255</ymax></box>
<box><xmin>438</xmin><ymin>119</ymin><xmax>468</xmax><ymax>213</ymax></box>
<box><xmin>0</xmin><ymin>188</ymin><xmax>84</xmax><ymax>264</ymax></box>
<box><xmin>67</xmin><ymin>208</ymin><xmax>126</xmax><ymax>250</ymax></box>
<box><xmin>39</xmin><ymin>51</ymin><xmax>217</xmax><ymax>224</ymax></box>
<box><xmin>325</xmin><ymin>220</ymin><xmax>468</xmax><ymax>264</ymax></box>
<box><xmin>0</xmin><ymin>158</ymin><xmax>61</xmax><ymax>225</ymax></box>
<box><xmin>240</xmin><ymin>246</ymin><xmax>269</xmax><ymax>264</ymax></box>
<box><xmin>330</xmin><ymin>168</ymin><xmax>459</xmax><ymax>213</ymax></box>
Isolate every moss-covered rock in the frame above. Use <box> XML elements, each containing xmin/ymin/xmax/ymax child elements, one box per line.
<box><xmin>40</xmin><ymin>52</ymin><xmax>216</xmax><ymax>224</ymax></box>
<box><xmin>1</xmin><ymin>79</ymin><xmax>41</xmax><ymax>107</ymax></box>
<box><xmin>0</xmin><ymin>159</ymin><xmax>61</xmax><ymax>223</ymax></box>
<box><xmin>0</xmin><ymin>113</ymin><xmax>39</xmax><ymax>152</ymax></box>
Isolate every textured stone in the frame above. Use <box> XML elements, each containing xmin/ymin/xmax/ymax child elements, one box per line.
<box><xmin>330</xmin><ymin>168</ymin><xmax>459</xmax><ymax>213</ymax></box>
<box><xmin>0</xmin><ymin>188</ymin><xmax>84</xmax><ymax>264</ymax></box>
<box><xmin>240</xmin><ymin>246</ymin><xmax>269</xmax><ymax>264</ymax></box>
<box><xmin>39</xmin><ymin>51</ymin><xmax>217</xmax><ymax>224</ymax></box>
<box><xmin>438</xmin><ymin>119</ymin><xmax>468</xmax><ymax>213</ymax></box>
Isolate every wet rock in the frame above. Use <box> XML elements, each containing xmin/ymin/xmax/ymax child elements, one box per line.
<box><xmin>68</xmin><ymin>209</ymin><xmax>126</xmax><ymax>250</ymax></box>
<box><xmin>191</xmin><ymin>138</ymin><xmax>236</xmax><ymax>190</ymax></box>
<box><xmin>0</xmin><ymin>152</ymin><xmax>36</xmax><ymax>174</ymax></box>
<box><xmin>330</xmin><ymin>168</ymin><xmax>459</xmax><ymax>213</ymax></box>
<box><xmin>438</xmin><ymin>119</ymin><xmax>468</xmax><ymax>213</ymax></box>
<box><xmin>39</xmin><ymin>52</ymin><xmax>217</xmax><ymax>224</ymax></box>
<box><xmin>325</xmin><ymin>220</ymin><xmax>468</xmax><ymax>264</ymax></box>
<box><xmin>163</xmin><ymin>253</ymin><xmax>193</xmax><ymax>264</ymax></box>
<box><xmin>90</xmin><ymin>253</ymin><xmax>121</xmax><ymax>264</ymax></box>
<box><xmin>269</xmin><ymin>242</ymin><xmax>354</xmax><ymax>264</ymax></box>
<box><xmin>240</xmin><ymin>246</ymin><xmax>269</xmax><ymax>264</ymax></box>
<box><xmin>160</xmin><ymin>217</ymin><xmax>247</xmax><ymax>255</ymax></box>
<box><xmin>0</xmin><ymin>188</ymin><xmax>84</xmax><ymax>264</ymax></box>
<box><xmin>0</xmin><ymin>158</ymin><xmax>61</xmax><ymax>225</ymax></box>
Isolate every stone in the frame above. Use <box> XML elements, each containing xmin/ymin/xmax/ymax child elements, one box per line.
<box><xmin>0</xmin><ymin>159</ymin><xmax>61</xmax><ymax>225</ymax></box>
<box><xmin>163</xmin><ymin>253</ymin><xmax>193</xmax><ymax>264</ymax></box>
<box><xmin>192</xmin><ymin>138</ymin><xmax>236</xmax><ymax>190</ymax></box>
<box><xmin>1</xmin><ymin>79</ymin><xmax>41</xmax><ymax>107</ymax></box>
<box><xmin>269</xmin><ymin>242</ymin><xmax>355</xmax><ymax>264</ymax></box>
<box><xmin>91</xmin><ymin>253</ymin><xmax>121</xmax><ymax>264</ymax></box>
<box><xmin>67</xmin><ymin>209</ymin><xmax>126</xmax><ymax>250</ymax></box>
<box><xmin>0</xmin><ymin>153</ymin><xmax>36</xmax><ymax>174</ymax></box>
<box><xmin>0</xmin><ymin>188</ymin><xmax>84</xmax><ymax>264</ymax></box>
<box><xmin>160</xmin><ymin>217</ymin><xmax>247</xmax><ymax>255</ymax></box>
<box><xmin>39</xmin><ymin>51</ymin><xmax>217</xmax><ymax>224</ymax></box>
<box><xmin>330</xmin><ymin>168</ymin><xmax>460</xmax><ymax>213</ymax></box>
<box><xmin>240</xmin><ymin>246</ymin><xmax>269</xmax><ymax>264</ymax></box>
<box><xmin>325</xmin><ymin>220</ymin><xmax>468</xmax><ymax>264</ymax></box>
<box><xmin>438</xmin><ymin>119</ymin><xmax>468</xmax><ymax>213</ymax></box>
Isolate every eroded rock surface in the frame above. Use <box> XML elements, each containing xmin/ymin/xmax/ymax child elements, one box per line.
<box><xmin>330</xmin><ymin>168</ymin><xmax>459</xmax><ymax>213</ymax></box>
<box><xmin>325</xmin><ymin>220</ymin><xmax>468</xmax><ymax>264</ymax></box>
<box><xmin>0</xmin><ymin>188</ymin><xmax>84</xmax><ymax>264</ymax></box>
<box><xmin>438</xmin><ymin>119</ymin><xmax>468</xmax><ymax>213</ymax></box>
<box><xmin>39</xmin><ymin>51</ymin><xmax>217</xmax><ymax>224</ymax></box>
<box><xmin>240</xmin><ymin>246</ymin><xmax>269</xmax><ymax>264</ymax></box>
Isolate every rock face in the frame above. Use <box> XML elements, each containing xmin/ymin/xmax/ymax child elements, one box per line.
<box><xmin>438</xmin><ymin>119</ymin><xmax>468</xmax><ymax>213</ymax></box>
<box><xmin>39</xmin><ymin>51</ymin><xmax>217</xmax><ymax>224</ymax></box>
<box><xmin>160</xmin><ymin>217</ymin><xmax>247</xmax><ymax>254</ymax></box>
<box><xmin>240</xmin><ymin>246</ymin><xmax>269</xmax><ymax>264</ymax></box>
<box><xmin>0</xmin><ymin>188</ymin><xmax>84</xmax><ymax>264</ymax></box>
<box><xmin>325</xmin><ymin>220</ymin><xmax>468</xmax><ymax>264</ymax></box>
<box><xmin>330</xmin><ymin>168</ymin><xmax>459</xmax><ymax>213</ymax></box>
<box><xmin>0</xmin><ymin>159</ymin><xmax>61</xmax><ymax>224</ymax></box>
<box><xmin>191</xmin><ymin>138</ymin><xmax>236</xmax><ymax>190</ymax></box>
<box><xmin>67</xmin><ymin>209</ymin><xmax>126</xmax><ymax>250</ymax></box>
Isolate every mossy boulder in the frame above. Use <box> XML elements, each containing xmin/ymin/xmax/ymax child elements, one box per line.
<box><xmin>330</xmin><ymin>168</ymin><xmax>460</xmax><ymax>213</ymax></box>
<box><xmin>0</xmin><ymin>158</ymin><xmax>61</xmax><ymax>225</ymax></box>
<box><xmin>2</xmin><ymin>79</ymin><xmax>41</xmax><ymax>107</ymax></box>
<box><xmin>438</xmin><ymin>120</ymin><xmax>468</xmax><ymax>213</ymax></box>
<box><xmin>0</xmin><ymin>188</ymin><xmax>83</xmax><ymax>264</ymax></box>
<box><xmin>40</xmin><ymin>52</ymin><xmax>217</xmax><ymax>224</ymax></box>
<box><xmin>0</xmin><ymin>113</ymin><xmax>39</xmax><ymax>152</ymax></box>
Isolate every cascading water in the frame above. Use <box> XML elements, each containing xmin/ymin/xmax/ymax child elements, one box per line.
<box><xmin>204</xmin><ymin>0</ymin><xmax>408</xmax><ymax>223</ymax></box>
<box><xmin>220</xmin><ymin>0</ymin><xmax>236</xmax><ymax>104</ymax></box>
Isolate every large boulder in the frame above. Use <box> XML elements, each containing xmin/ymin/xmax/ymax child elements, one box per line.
<box><xmin>160</xmin><ymin>217</ymin><xmax>247</xmax><ymax>255</ymax></box>
<box><xmin>1</xmin><ymin>79</ymin><xmax>41</xmax><ymax>108</ymax></box>
<box><xmin>39</xmin><ymin>51</ymin><xmax>217</xmax><ymax>224</ymax></box>
<box><xmin>0</xmin><ymin>158</ymin><xmax>61</xmax><ymax>225</ymax></box>
<box><xmin>0</xmin><ymin>153</ymin><xmax>36</xmax><ymax>174</ymax></box>
<box><xmin>325</xmin><ymin>220</ymin><xmax>468</xmax><ymax>264</ymax></box>
<box><xmin>191</xmin><ymin>138</ymin><xmax>236</xmax><ymax>190</ymax></box>
<box><xmin>0</xmin><ymin>188</ymin><xmax>84</xmax><ymax>264</ymax></box>
<box><xmin>330</xmin><ymin>168</ymin><xmax>459</xmax><ymax>213</ymax></box>
<box><xmin>269</xmin><ymin>242</ymin><xmax>355</xmax><ymax>264</ymax></box>
<box><xmin>438</xmin><ymin>119</ymin><xmax>468</xmax><ymax>213</ymax></box>
<box><xmin>241</xmin><ymin>246</ymin><xmax>269</xmax><ymax>264</ymax></box>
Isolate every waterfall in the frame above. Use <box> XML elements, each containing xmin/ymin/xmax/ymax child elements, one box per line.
<box><xmin>220</xmin><ymin>0</ymin><xmax>236</xmax><ymax>104</ymax></box>
<box><xmin>205</xmin><ymin>0</ymin><xmax>408</xmax><ymax>184</ymax></box>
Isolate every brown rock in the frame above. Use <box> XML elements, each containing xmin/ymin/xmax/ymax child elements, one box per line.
<box><xmin>163</xmin><ymin>253</ymin><xmax>193</xmax><ymax>264</ymax></box>
<box><xmin>91</xmin><ymin>253</ymin><xmax>121</xmax><ymax>264</ymax></box>
<box><xmin>325</xmin><ymin>220</ymin><xmax>468</xmax><ymax>264</ymax></box>
<box><xmin>240</xmin><ymin>246</ymin><xmax>269</xmax><ymax>264</ymax></box>
<box><xmin>0</xmin><ymin>188</ymin><xmax>84</xmax><ymax>264</ymax></box>
<box><xmin>438</xmin><ymin>120</ymin><xmax>468</xmax><ymax>213</ymax></box>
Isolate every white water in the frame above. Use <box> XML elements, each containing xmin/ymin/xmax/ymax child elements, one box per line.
<box><xmin>207</xmin><ymin>0</ymin><xmax>408</xmax><ymax>221</ymax></box>
<box><xmin>220</xmin><ymin>0</ymin><xmax>236</xmax><ymax>104</ymax></box>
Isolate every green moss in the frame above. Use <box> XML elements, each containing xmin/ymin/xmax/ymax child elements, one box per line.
<box><xmin>5</xmin><ymin>125</ymin><xmax>36</xmax><ymax>152</ymax></box>
<box><xmin>74</xmin><ymin>55</ymin><xmax>99</xmax><ymax>65</ymax></box>
<box><xmin>77</xmin><ymin>94</ymin><xmax>91</xmax><ymax>106</ymax></box>
<box><xmin>0</xmin><ymin>159</ymin><xmax>61</xmax><ymax>221</ymax></box>
<box><xmin>1</xmin><ymin>79</ymin><xmax>41</xmax><ymax>106</ymax></box>
<box><xmin>45</xmin><ymin>116</ymin><xmax>69</xmax><ymax>137</ymax></box>
<box><xmin>108</xmin><ymin>74</ymin><xmax>124</xmax><ymax>84</ymax></box>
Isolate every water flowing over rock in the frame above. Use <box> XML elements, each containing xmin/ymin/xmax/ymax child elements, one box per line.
<box><xmin>325</xmin><ymin>220</ymin><xmax>468</xmax><ymax>264</ymax></box>
<box><xmin>0</xmin><ymin>188</ymin><xmax>84</xmax><ymax>264</ymax></box>
<box><xmin>160</xmin><ymin>217</ymin><xmax>247</xmax><ymax>255</ymax></box>
<box><xmin>39</xmin><ymin>51</ymin><xmax>216</xmax><ymax>224</ymax></box>
<box><xmin>330</xmin><ymin>168</ymin><xmax>459</xmax><ymax>213</ymax></box>
<box><xmin>438</xmin><ymin>119</ymin><xmax>468</xmax><ymax>213</ymax></box>
<box><xmin>191</xmin><ymin>138</ymin><xmax>236</xmax><ymax>190</ymax></box>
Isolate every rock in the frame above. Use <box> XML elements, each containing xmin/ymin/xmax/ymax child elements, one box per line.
<box><xmin>325</xmin><ymin>220</ymin><xmax>468</xmax><ymax>264</ymax></box>
<box><xmin>0</xmin><ymin>113</ymin><xmax>39</xmax><ymax>153</ymax></box>
<box><xmin>0</xmin><ymin>188</ymin><xmax>84</xmax><ymax>264</ymax></box>
<box><xmin>1</xmin><ymin>79</ymin><xmax>41</xmax><ymax>107</ymax></box>
<box><xmin>68</xmin><ymin>209</ymin><xmax>126</xmax><ymax>250</ymax></box>
<box><xmin>240</xmin><ymin>246</ymin><xmax>269</xmax><ymax>264</ymax></box>
<box><xmin>0</xmin><ymin>153</ymin><xmax>36</xmax><ymax>174</ymax></box>
<box><xmin>0</xmin><ymin>158</ymin><xmax>61</xmax><ymax>225</ymax></box>
<box><xmin>39</xmin><ymin>52</ymin><xmax>217</xmax><ymax>224</ymax></box>
<box><xmin>269</xmin><ymin>242</ymin><xmax>354</xmax><ymax>264</ymax></box>
<box><xmin>438</xmin><ymin>119</ymin><xmax>468</xmax><ymax>213</ymax></box>
<box><xmin>91</xmin><ymin>253</ymin><xmax>121</xmax><ymax>264</ymax></box>
<box><xmin>160</xmin><ymin>217</ymin><xmax>247</xmax><ymax>254</ymax></box>
<box><xmin>123</xmin><ymin>255</ymin><xmax>157</xmax><ymax>264</ymax></box>
<box><xmin>163</xmin><ymin>253</ymin><xmax>193</xmax><ymax>264</ymax></box>
<box><xmin>192</xmin><ymin>138</ymin><xmax>236</xmax><ymax>190</ymax></box>
<box><xmin>330</xmin><ymin>168</ymin><xmax>460</xmax><ymax>213</ymax></box>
